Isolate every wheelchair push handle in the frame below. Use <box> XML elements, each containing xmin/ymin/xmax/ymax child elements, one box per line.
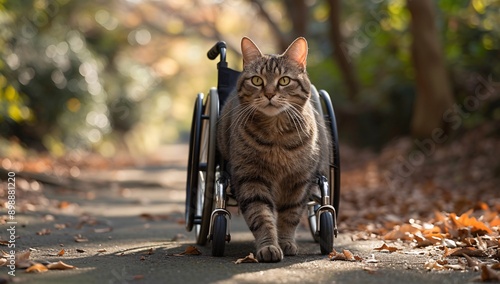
<box><xmin>207</xmin><ymin>41</ymin><xmax>227</xmax><ymax>62</ymax></box>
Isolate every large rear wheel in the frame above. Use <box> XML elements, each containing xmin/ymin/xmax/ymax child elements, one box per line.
<box><xmin>194</xmin><ymin>89</ymin><xmax>219</xmax><ymax>245</ymax></box>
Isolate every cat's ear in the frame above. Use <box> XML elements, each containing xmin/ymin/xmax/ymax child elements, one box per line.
<box><xmin>241</xmin><ymin>37</ymin><xmax>263</xmax><ymax>67</ymax></box>
<box><xmin>283</xmin><ymin>37</ymin><xmax>308</xmax><ymax>69</ymax></box>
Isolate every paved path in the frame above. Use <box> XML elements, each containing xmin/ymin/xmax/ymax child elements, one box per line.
<box><xmin>2</xmin><ymin>145</ymin><xmax>477</xmax><ymax>283</ymax></box>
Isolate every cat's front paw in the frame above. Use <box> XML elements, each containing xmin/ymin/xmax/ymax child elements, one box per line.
<box><xmin>256</xmin><ymin>245</ymin><xmax>283</xmax><ymax>262</ymax></box>
<box><xmin>280</xmin><ymin>240</ymin><xmax>298</xmax><ymax>256</ymax></box>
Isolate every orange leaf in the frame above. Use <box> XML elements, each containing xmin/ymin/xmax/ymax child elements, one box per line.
<box><xmin>46</xmin><ymin>261</ymin><xmax>75</xmax><ymax>270</ymax></box>
<box><xmin>57</xmin><ymin>249</ymin><xmax>65</xmax><ymax>256</ymax></box>
<box><xmin>373</xmin><ymin>243</ymin><xmax>398</xmax><ymax>253</ymax></box>
<box><xmin>174</xmin><ymin>246</ymin><xmax>201</xmax><ymax>256</ymax></box>
<box><xmin>26</xmin><ymin>263</ymin><xmax>48</xmax><ymax>273</ymax></box>
<box><xmin>234</xmin><ymin>253</ymin><xmax>259</xmax><ymax>264</ymax></box>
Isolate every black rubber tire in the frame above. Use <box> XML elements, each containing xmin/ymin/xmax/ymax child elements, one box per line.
<box><xmin>211</xmin><ymin>214</ymin><xmax>227</xmax><ymax>257</ymax></box>
<box><xmin>185</xmin><ymin>94</ymin><xmax>203</xmax><ymax>232</ymax></box>
<box><xmin>319</xmin><ymin>212</ymin><xmax>334</xmax><ymax>255</ymax></box>
<box><xmin>195</xmin><ymin>89</ymin><xmax>219</xmax><ymax>246</ymax></box>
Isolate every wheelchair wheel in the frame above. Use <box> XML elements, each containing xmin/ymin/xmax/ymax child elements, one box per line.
<box><xmin>185</xmin><ymin>94</ymin><xmax>203</xmax><ymax>232</ymax></box>
<box><xmin>195</xmin><ymin>88</ymin><xmax>219</xmax><ymax>245</ymax></box>
<box><xmin>307</xmin><ymin>87</ymin><xmax>340</xmax><ymax>254</ymax></box>
<box><xmin>185</xmin><ymin>88</ymin><xmax>219</xmax><ymax>246</ymax></box>
<box><xmin>319</xmin><ymin>212</ymin><xmax>334</xmax><ymax>255</ymax></box>
<box><xmin>211</xmin><ymin>214</ymin><xmax>227</xmax><ymax>257</ymax></box>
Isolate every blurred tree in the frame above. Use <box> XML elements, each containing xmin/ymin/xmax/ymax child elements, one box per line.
<box><xmin>327</xmin><ymin>0</ymin><xmax>359</xmax><ymax>102</ymax></box>
<box><xmin>407</xmin><ymin>0</ymin><xmax>454</xmax><ymax>139</ymax></box>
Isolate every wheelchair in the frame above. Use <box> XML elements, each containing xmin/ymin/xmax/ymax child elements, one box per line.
<box><xmin>185</xmin><ymin>41</ymin><xmax>341</xmax><ymax>257</ymax></box>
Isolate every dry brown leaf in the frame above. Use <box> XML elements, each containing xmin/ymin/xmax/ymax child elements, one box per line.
<box><xmin>373</xmin><ymin>243</ymin><xmax>398</xmax><ymax>253</ymax></box>
<box><xmin>444</xmin><ymin>264</ymin><xmax>465</xmax><ymax>270</ymax></box>
<box><xmin>15</xmin><ymin>250</ymin><xmax>31</xmax><ymax>268</ymax></box>
<box><xmin>174</xmin><ymin>246</ymin><xmax>202</xmax><ymax>256</ymax></box>
<box><xmin>74</xmin><ymin>234</ymin><xmax>89</xmax><ymax>243</ymax></box>
<box><xmin>481</xmin><ymin>265</ymin><xmax>500</xmax><ymax>281</ymax></box>
<box><xmin>491</xmin><ymin>263</ymin><xmax>500</xmax><ymax>270</ymax></box>
<box><xmin>47</xmin><ymin>261</ymin><xmax>75</xmax><ymax>270</ymax></box>
<box><xmin>329</xmin><ymin>249</ymin><xmax>362</xmax><ymax>262</ymax></box>
<box><xmin>36</xmin><ymin>228</ymin><xmax>51</xmax><ymax>236</ymax></box>
<box><xmin>0</xmin><ymin>250</ymin><xmax>9</xmax><ymax>258</ymax></box>
<box><xmin>462</xmin><ymin>254</ymin><xmax>479</xmax><ymax>270</ymax></box>
<box><xmin>97</xmin><ymin>249</ymin><xmax>107</xmax><ymax>253</ymax></box>
<box><xmin>94</xmin><ymin>227</ymin><xmax>113</xmax><ymax>233</ymax></box>
<box><xmin>449</xmin><ymin>247</ymin><xmax>488</xmax><ymax>257</ymax></box>
<box><xmin>234</xmin><ymin>253</ymin><xmax>259</xmax><ymax>264</ymax></box>
<box><xmin>58</xmin><ymin>201</ymin><xmax>72</xmax><ymax>209</ymax></box>
<box><xmin>424</xmin><ymin>259</ymin><xmax>445</xmax><ymax>271</ymax></box>
<box><xmin>57</xmin><ymin>249</ymin><xmax>65</xmax><ymax>256</ymax></box>
<box><xmin>363</xmin><ymin>266</ymin><xmax>378</xmax><ymax>274</ymax></box>
<box><xmin>26</xmin><ymin>263</ymin><xmax>48</xmax><ymax>273</ymax></box>
<box><xmin>0</xmin><ymin>258</ymin><xmax>7</xmax><ymax>266</ymax></box>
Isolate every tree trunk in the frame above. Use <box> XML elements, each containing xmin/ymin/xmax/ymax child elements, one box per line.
<box><xmin>407</xmin><ymin>0</ymin><xmax>454</xmax><ymax>139</ymax></box>
<box><xmin>327</xmin><ymin>0</ymin><xmax>358</xmax><ymax>102</ymax></box>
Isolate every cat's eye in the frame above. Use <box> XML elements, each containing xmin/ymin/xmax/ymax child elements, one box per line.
<box><xmin>251</xmin><ymin>76</ymin><xmax>263</xmax><ymax>86</ymax></box>
<box><xmin>278</xmin><ymin>76</ymin><xmax>290</xmax><ymax>86</ymax></box>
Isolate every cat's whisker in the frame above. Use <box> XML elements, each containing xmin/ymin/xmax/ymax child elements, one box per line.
<box><xmin>284</xmin><ymin>109</ymin><xmax>303</xmax><ymax>144</ymax></box>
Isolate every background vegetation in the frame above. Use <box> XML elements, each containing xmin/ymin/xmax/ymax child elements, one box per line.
<box><xmin>0</xmin><ymin>0</ymin><xmax>498</xmax><ymax>157</ymax></box>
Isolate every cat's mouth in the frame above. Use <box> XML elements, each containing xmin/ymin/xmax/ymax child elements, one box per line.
<box><xmin>259</xmin><ymin>101</ymin><xmax>285</xmax><ymax>116</ymax></box>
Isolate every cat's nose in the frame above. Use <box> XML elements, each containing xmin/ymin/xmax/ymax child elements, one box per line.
<box><xmin>264</xmin><ymin>93</ymin><xmax>274</xmax><ymax>100</ymax></box>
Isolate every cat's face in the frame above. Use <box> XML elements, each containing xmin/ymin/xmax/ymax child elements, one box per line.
<box><xmin>238</xmin><ymin>37</ymin><xmax>311</xmax><ymax>117</ymax></box>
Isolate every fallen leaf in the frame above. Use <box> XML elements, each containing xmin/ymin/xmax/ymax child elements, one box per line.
<box><xmin>46</xmin><ymin>261</ymin><xmax>75</xmax><ymax>270</ymax></box>
<box><xmin>36</xmin><ymin>228</ymin><xmax>51</xmax><ymax>236</ymax></box>
<box><xmin>174</xmin><ymin>246</ymin><xmax>202</xmax><ymax>256</ymax></box>
<box><xmin>54</xmin><ymin>223</ymin><xmax>67</xmax><ymax>230</ymax></box>
<box><xmin>363</xmin><ymin>266</ymin><xmax>378</xmax><ymax>274</ymax></box>
<box><xmin>234</xmin><ymin>253</ymin><xmax>259</xmax><ymax>264</ymax></box>
<box><xmin>97</xmin><ymin>249</ymin><xmax>107</xmax><ymax>253</ymax></box>
<box><xmin>74</xmin><ymin>234</ymin><xmax>89</xmax><ymax>243</ymax></box>
<box><xmin>58</xmin><ymin>201</ymin><xmax>71</xmax><ymax>209</ymax></box>
<box><xmin>424</xmin><ymin>259</ymin><xmax>445</xmax><ymax>271</ymax></box>
<box><xmin>481</xmin><ymin>265</ymin><xmax>500</xmax><ymax>281</ymax></box>
<box><xmin>373</xmin><ymin>243</ymin><xmax>399</xmax><ymax>253</ymax></box>
<box><xmin>462</xmin><ymin>253</ymin><xmax>479</xmax><ymax>270</ymax></box>
<box><xmin>329</xmin><ymin>249</ymin><xmax>362</xmax><ymax>262</ymax></box>
<box><xmin>448</xmin><ymin>247</ymin><xmax>488</xmax><ymax>257</ymax></box>
<box><xmin>57</xmin><ymin>249</ymin><xmax>65</xmax><ymax>256</ymax></box>
<box><xmin>76</xmin><ymin>249</ymin><xmax>86</xmax><ymax>253</ymax></box>
<box><xmin>15</xmin><ymin>250</ymin><xmax>32</xmax><ymax>268</ymax></box>
<box><xmin>26</xmin><ymin>263</ymin><xmax>48</xmax><ymax>273</ymax></box>
<box><xmin>443</xmin><ymin>264</ymin><xmax>465</xmax><ymax>270</ymax></box>
<box><xmin>94</xmin><ymin>227</ymin><xmax>113</xmax><ymax>233</ymax></box>
<box><xmin>0</xmin><ymin>258</ymin><xmax>7</xmax><ymax>266</ymax></box>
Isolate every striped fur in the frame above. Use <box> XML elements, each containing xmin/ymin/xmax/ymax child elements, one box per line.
<box><xmin>217</xmin><ymin>37</ymin><xmax>330</xmax><ymax>262</ymax></box>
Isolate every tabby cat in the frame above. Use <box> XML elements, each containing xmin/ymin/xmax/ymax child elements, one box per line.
<box><xmin>217</xmin><ymin>37</ymin><xmax>330</xmax><ymax>262</ymax></box>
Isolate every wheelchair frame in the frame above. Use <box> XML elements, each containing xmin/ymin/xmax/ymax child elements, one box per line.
<box><xmin>185</xmin><ymin>41</ymin><xmax>341</xmax><ymax>257</ymax></box>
